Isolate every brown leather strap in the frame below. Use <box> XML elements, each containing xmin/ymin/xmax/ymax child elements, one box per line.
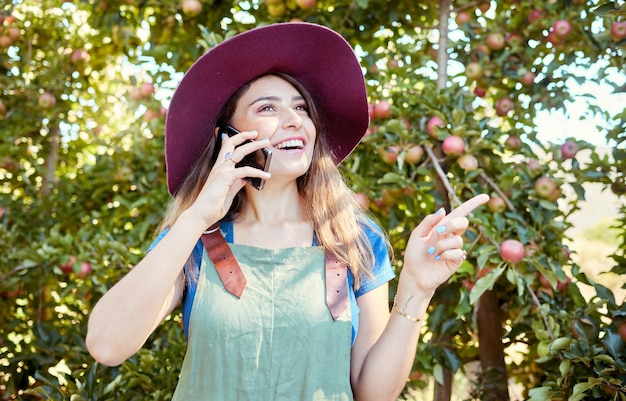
<box><xmin>200</xmin><ymin>224</ymin><xmax>348</xmax><ymax>320</ymax></box>
<box><xmin>200</xmin><ymin>224</ymin><xmax>247</xmax><ymax>298</ymax></box>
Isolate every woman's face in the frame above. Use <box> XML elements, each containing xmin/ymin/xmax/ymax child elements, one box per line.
<box><xmin>229</xmin><ymin>75</ymin><xmax>317</xmax><ymax>180</ymax></box>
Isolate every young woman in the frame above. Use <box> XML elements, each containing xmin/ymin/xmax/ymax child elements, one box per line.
<box><xmin>86</xmin><ymin>22</ymin><xmax>488</xmax><ymax>400</ymax></box>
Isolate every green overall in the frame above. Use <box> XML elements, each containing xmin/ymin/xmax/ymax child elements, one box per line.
<box><xmin>171</xmin><ymin>243</ymin><xmax>354</xmax><ymax>401</ymax></box>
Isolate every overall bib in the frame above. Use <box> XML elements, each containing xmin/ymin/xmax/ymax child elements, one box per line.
<box><xmin>171</xmin><ymin>243</ymin><xmax>353</xmax><ymax>401</ymax></box>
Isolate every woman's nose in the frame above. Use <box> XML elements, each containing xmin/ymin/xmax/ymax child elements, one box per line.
<box><xmin>282</xmin><ymin>107</ymin><xmax>303</xmax><ymax>129</ymax></box>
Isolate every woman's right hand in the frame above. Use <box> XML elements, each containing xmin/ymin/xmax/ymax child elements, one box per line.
<box><xmin>185</xmin><ymin>130</ymin><xmax>272</xmax><ymax>228</ymax></box>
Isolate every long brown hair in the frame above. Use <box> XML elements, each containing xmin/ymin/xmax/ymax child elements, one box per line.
<box><xmin>157</xmin><ymin>73</ymin><xmax>385</xmax><ymax>288</ymax></box>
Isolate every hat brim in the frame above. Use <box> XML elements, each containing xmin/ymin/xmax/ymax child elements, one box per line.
<box><xmin>165</xmin><ymin>22</ymin><xmax>369</xmax><ymax>195</ymax></box>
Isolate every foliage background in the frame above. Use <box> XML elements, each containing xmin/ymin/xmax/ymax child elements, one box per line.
<box><xmin>1</xmin><ymin>0</ymin><xmax>625</xmax><ymax>400</ymax></box>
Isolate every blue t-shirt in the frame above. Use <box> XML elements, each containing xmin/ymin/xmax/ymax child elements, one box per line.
<box><xmin>148</xmin><ymin>219</ymin><xmax>395</xmax><ymax>346</ymax></box>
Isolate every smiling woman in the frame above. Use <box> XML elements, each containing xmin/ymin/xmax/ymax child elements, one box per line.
<box><xmin>85</xmin><ymin>22</ymin><xmax>488</xmax><ymax>401</ymax></box>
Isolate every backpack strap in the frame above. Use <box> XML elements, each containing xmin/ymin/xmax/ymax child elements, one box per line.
<box><xmin>200</xmin><ymin>224</ymin><xmax>348</xmax><ymax>320</ymax></box>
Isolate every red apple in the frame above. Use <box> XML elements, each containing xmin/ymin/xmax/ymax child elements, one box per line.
<box><xmin>546</xmin><ymin>187</ymin><xmax>562</xmax><ymax>202</ymax></box>
<box><xmin>455</xmin><ymin>11</ymin><xmax>471</xmax><ymax>25</ymax></box>
<box><xmin>499</xmin><ymin>239</ymin><xmax>525</xmax><ymax>263</ymax></box>
<box><xmin>7</xmin><ymin>27</ymin><xmax>20</xmax><ymax>42</ymax></box>
<box><xmin>473</xmin><ymin>86</ymin><xmax>487</xmax><ymax>97</ymax></box>
<box><xmin>295</xmin><ymin>0</ymin><xmax>316</xmax><ymax>9</ymax></box>
<box><xmin>182</xmin><ymin>0</ymin><xmax>202</xmax><ymax>16</ymax></box>
<box><xmin>373</xmin><ymin>100</ymin><xmax>392</xmax><ymax>119</ymax></box>
<box><xmin>528</xmin><ymin>9</ymin><xmax>544</xmax><ymax>24</ymax></box>
<box><xmin>534</xmin><ymin>176</ymin><xmax>557</xmax><ymax>199</ymax></box>
<box><xmin>553</xmin><ymin>20</ymin><xmax>572</xmax><ymax>39</ymax></box>
<box><xmin>405</xmin><ymin>145</ymin><xmax>424</xmax><ymax>164</ymax></box>
<box><xmin>462</xmin><ymin>279</ymin><xmax>475</xmax><ymax>290</ymax></box>
<box><xmin>442</xmin><ymin>135</ymin><xmax>465</xmax><ymax>157</ymax></box>
<box><xmin>143</xmin><ymin>109</ymin><xmax>160</xmax><ymax>122</ymax></box>
<box><xmin>77</xmin><ymin>262</ymin><xmax>93</xmax><ymax>278</ymax></box>
<box><xmin>71</xmin><ymin>48</ymin><xmax>90</xmax><ymax>64</ymax></box>
<box><xmin>477</xmin><ymin>266</ymin><xmax>493</xmax><ymax>279</ymax></box>
<box><xmin>457</xmin><ymin>154</ymin><xmax>478</xmax><ymax>171</ymax></box>
<box><xmin>557</xmin><ymin>276</ymin><xmax>571</xmax><ymax>292</ymax></box>
<box><xmin>0</xmin><ymin>99</ymin><xmax>6</xmax><ymax>116</ymax></box>
<box><xmin>465</xmin><ymin>62</ymin><xmax>483</xmax><ymax>81</ymax></box>
<box><xmin>354</xmin><ymin>192</ymin><xmax>370</xmax><ymax>210</ymax></box>
<box><xmin>59</xmin><ymin>255</ymin><xmax>78</xmax><ymax>274</ymax></box>
<box><xmin>379</xmin><ymin>145</ymin><xmax>400</xmax><ymax>164</ymax></box>
<box><xmin>538</xmin><ymin>272</ymin><xmax>551</xmax><ymax>289</ymax></box>
<box><xmin>487</xmin><ymin>196</ymin><xmax>506</xmax><ymax>213</ymax></box>
<box><xmin>476</xmin><ymin>43</ymin><xmax>490</xmax><ymax>55</ymax></box>
<box><xmin>0</xmin><ymin>35</ymin><xmax>11</xmax><ymax>48</ymax></box>
<box><xmin>38</xmin><ymin>92</ymin><xmax>56</xmax><ymax>109</ymax></box>
<box><xmin>129</xmin><ymin>86</ymin><xmax>142</xmax><ymax>100</ymax></box>
<box><xmin>519</xmin><ymin>71</ymin><xmax>535</xmax><ymax>86</ymax></box>
<box><xmin>486</xmin><ymin>32</ymin><xmax>505</xmax><ymax>51</ymax></box>
<box><xmin>495</xmin><ymin>97</ymin><xmax>514</xmax><ymax>116</ymax></box>
<box><xmin>381</xmin><ymin>188</ymin><xmax>403</xmax><ymax>207</ymax></box>
<box><xmin>610</xmin><ymin>21</ymin><xmax>626</xmax><ymax>41</ymax></box>
<box><xmin>427</xmin><ymin>116</ymin><xmax>445</xmax><ymax>138</ymax></box>
<box><xmin>477</xmin><ymin>1</ymin><xmax>490</xmax><ymax>13</ymax></box>
<box><xmin>560</xmin><ymin>140</ymin><xmax>579</xmax><ymax>159</ymax></box>
<box><xmin>505</xmin><ymin>32</ymin><xmax>524</xmax><ymax>47</ymax></box>
<box><xmin>140</xmin><ymin>82</ymin><xmax>155</xmax><ymax>98</ymax></box>
<box><xmin>526</xmin><ymin>158</ymin><xmax>542</xmax><ymax>174</ymax></box>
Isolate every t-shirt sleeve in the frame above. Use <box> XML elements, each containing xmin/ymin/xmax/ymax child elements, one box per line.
<box><xmin>354</xmin><ymin>220</ymin><xmax>395</xmax><ymax>297</ymax></box>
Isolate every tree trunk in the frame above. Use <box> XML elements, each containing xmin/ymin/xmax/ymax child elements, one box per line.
<box><xmin>433</xmin><ymin>3</ymin><xmax>453</xmax><ymax>401</ymax></box>
<box><xmin>436</xmin><ymin>0</ymin><xmax>451</xmax><ymax>91</ymax></box>
<box><xmin>433</xmin><ymin>358</ymin><xmax>453</xmax><ymax>401</ymax></box>
<box><xmin>477</xmin><ymin>290</ymin><xmax>510</xmax><ymax>400</ymax></box>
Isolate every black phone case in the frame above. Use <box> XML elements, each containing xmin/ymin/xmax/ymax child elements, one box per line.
<box><xmin>218</xmin><ymin>125</ymin><xmax>272</xmax><ymax>190</ymax></box>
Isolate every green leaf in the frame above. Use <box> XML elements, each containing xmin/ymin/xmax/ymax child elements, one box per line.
<box><xmin>433</xmin><ymin>364</ymin><xmax>444</xmax><ymax>386</ymax></box>
<box><xmin>592</xmin><ymin>2</ymin><xmax>622</xmax><ymax>16</ymax></box>
<box><xmin>570</xmin><ymin>381</ymin><xmax>592</xmax><ymax>401</ymax></box>
<box><xmin>469</xmin><ymin>266</ymin><xmax>505</xmax><ymax>304</ymax></box>
<box><xmin>528</xmin><ymin>386</ymin><xmax>553</xmax><ymax>401</ymax></box>
<box><xmin>23</xmin><ymin>386</ymin><xmax>57</xmax><ymax>400</ymax></box>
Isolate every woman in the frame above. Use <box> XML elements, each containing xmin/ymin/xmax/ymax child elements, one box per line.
<box><xmin>86</xmin><ymin>22</ymin><xmax>488</xmax><ymax>400</ymax></box>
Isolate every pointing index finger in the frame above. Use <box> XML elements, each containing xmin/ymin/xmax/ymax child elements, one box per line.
<box><xmin>447</xmin><ymin>194</ymin><xmax>490</xmax><ymax>218</ymax></box>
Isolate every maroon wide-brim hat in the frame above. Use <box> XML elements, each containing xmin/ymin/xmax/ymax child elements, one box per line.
<box><xmin>165</xmin><ymin>22</ymin><xmax>369</xmax><ymax>195</ymax></box>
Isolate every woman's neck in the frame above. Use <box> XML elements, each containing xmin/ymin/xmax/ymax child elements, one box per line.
<box><xmin>232</xmin><ymin>182</ymin><xmax>314</xmax><ymax>248</ymax></box>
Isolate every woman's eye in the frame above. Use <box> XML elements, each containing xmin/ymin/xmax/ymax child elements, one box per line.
<box><xmin>258</xmin><ymin>104</ymin><xmax>275</xmax><ymax>112</ymax></box>
<box><xmin>295</xmin><ymin>104</ymin><xmax>309</xmax><ymax>113</ymax></box>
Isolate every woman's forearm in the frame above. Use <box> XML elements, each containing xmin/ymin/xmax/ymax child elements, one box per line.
<box><xmin>85</xmin><ymin>209</ymin><xmax>207</xmax><ymax>366</ymax></box>
<box><xmin>352</xmin><ymin>277</ymin><xmax>434</xmax><ymax>401</ymax></box>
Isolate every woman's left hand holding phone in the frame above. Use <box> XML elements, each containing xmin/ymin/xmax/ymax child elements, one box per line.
<box><xmin>186</xmin><ymin>130</ymin><xmax>272</xmax><ymax>229</ymax></box>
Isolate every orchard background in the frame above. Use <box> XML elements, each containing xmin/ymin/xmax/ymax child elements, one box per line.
<box><xmin>1</xmin><ymin>0</ymin><xmax>625</xmax><ymax>400</ymax></box>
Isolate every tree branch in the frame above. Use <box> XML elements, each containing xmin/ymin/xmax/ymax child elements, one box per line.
<box><xmin>479</xmin><ymin>171</ymin><xmax>515</xmax><ymax>211</ymax></box>
<box><xmin>424</xmin><ymin>145</ymin><xmax>462</xmax><ymax>208</ymax></box>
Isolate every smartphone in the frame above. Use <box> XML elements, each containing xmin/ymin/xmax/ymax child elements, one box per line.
<box><xmin>218</xmin><ymin>125</ymin><xmax>272</xmax><ymax>190</ymax></box>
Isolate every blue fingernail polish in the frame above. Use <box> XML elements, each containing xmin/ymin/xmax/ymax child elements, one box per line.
<box><xmin>428</xmin><ymin>246</ymin><xmax>435</xmax><ymax>255</ymax></box>
<box><xmin>436</xmin><ymin>226</ymin><xmax>446</xmax><ymax>233</ymax></box>
<box><xmin>251</xmin><ymin>130</ymin><xmax>258</xmax><ymax>135</ymax></box>
<box><xmin>435</xmin><ymin>207</ymin><xmax>444</xmax><ymax>215</ymax></box>
<box><xmin>221</xmin><ymin>133</ymin><xmax>227</xmax><ymax>141</ymax></box>
<box><xmin>435</xmin><ymin>255</ymin><xmax>441</xmax><ymax>261</ymax></box>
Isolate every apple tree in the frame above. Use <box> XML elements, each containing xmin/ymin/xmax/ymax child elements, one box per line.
<box><xmin>0</xmin><ymin>0</ymin><xmax>624</xmax><ymax>400</ymax></box>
